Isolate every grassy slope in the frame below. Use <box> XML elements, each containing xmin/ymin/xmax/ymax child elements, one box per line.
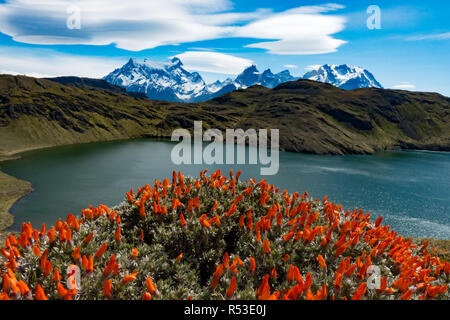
<box><xmin>0</xmin><ymin>75</ymin><xmax>449</xmax><ymax>156</ymax></box>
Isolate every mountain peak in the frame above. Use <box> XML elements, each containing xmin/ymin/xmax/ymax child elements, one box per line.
<box><xmin>244</xmin><ymin>64</ymin><xmax>259</xmax><ymax>72</ymax></box>
<box><xmin>104</xmin><ymin>57</ymin><xmax>208</xmax><ymax>102</ymax></box>
<box><xmin>170</xmin><ymin>57</ymin><xmax>183</xmax><ymax>66</ymax></box>
<box><xmin>303</xmin><ymin>64</ymin><xmax>382</xmax><ymax>90</ymax></box>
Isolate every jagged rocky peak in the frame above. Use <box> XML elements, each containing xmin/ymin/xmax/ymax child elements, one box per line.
<box><xmin>303</xmin><ymin>64</ymin><xmax>382</xmax><ymax>90</ymax></box>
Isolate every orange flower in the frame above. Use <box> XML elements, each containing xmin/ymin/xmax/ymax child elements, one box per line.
<box><xmin>17</xmin><ymin>280</ymin><xmax>31</xmax><ymax>297</ymax></box>
<box><xmin>72</xmin><ymin>247</ymin><xmax>81</xmax><ymax>261</ymax></box>
<box><xmin>103</xmin><ymin>254</ymin><xmax>116</xmax><ymax>277</ymax></box>
<box><xmin>32</xmin><ymin>246</ymin><xmax>42</xmax><ymax>257</ymax></box>
<box><xmin>176</xmin><ymin>252</ymin><xmax>183</xmax><ymax>263</ymax></box>
<box><xmin>47</xmin><ymin>227</ymin><xmax>56</xmax><ymax>244</ymax></box>
<box><xmin>351</xmin><ymin>283</ymin><xmax>367</xmax><ymax>300</ymax></box>
<box><xmin>180</xmin><ymin>213</ymin><xmax>186</xmax><ymax>227</ymax></box>
<box><xmin>35</xmin><ymin>284</ymin><xmax>48</xmax><ymax>300</ymax></box>
<box><xmin>316</xmin><ymin>255</ymin><xmax>327</xmax><ymax>269</ymax></box>
<box><xmin>199</xmin><ymin>214</ymin><xmax>211</xmax><ymax>228</ymax></box>
<box><xmin>146</xmin><ymin>277</ymin><xmax>158</xmax><ymax>296</ymax></box>
<box><xmin>226</xmin><ymin>276</ymin><xmax>236</xmax><ymax>299</ymax></box>
<box><xmin>52</xmin><ymin>268</ymin><xmax>62</xmax><ymax>283</ymax></box>
<box><xmin>115</xmin><ymin>227</ymin><xmax>121</xmax><ymax>243</ymax></box>
<box><xmin>82</xmin><ymin>232</ymin><xmax>93</xmax><ymax>244</ymax></box>
<box><xmin>271</xmin><ymin>267</ymin><xmax>277</xmax><ymax>278</ymax></box>
<box><xmin>223</xmin><ymin>252</ymin><xmax>229</xmax><ymax>269</ymax></box>
<box><xmin>230</xmin><ymin>261</ymin><xmax>238</xmax><ymax>275</ymax></box>
<box><xmin>57</xmin><ymin>282</ymin><xmax>70</xmax><ymax>298</ymax></box>
<box><xmin>82</xmin><ymin>254</ymin><xmax>94</xmax><ymax>273</ymax></box>
<box><xmin>262</xmin><ymin>239</ymin><xmax>271</xmax><ymax>255</ymax></box>
<box><xmin>42</xmin><ymin>259</ymin><xmax>52</xmax><ymax>277</ymax></box>
<box><xmin>334</xmin><ymin>272</ymin><xmax>343</xmax><ymax>289</ymax></box>
<box><xmin>95</xmin><ymin>243</ymin><xmax>108</xmax><ymax>259</ymax></box>
<box><xmin>142</xmin><ymin>292</ymin><xmax>152</xmax><ymax>300</ymax></box>
<box><xmin>401</xmin><ymin>289</ymin><xmax>413</xmax><ymax>300</ymax></box>
<box><xmin>103</xmin><ymin>279</ymin><xmax>112</xmax><ymax>299</ymax></box>
<box><xmin>249</xmin><ymin>257</ymin><xmax>256</xmax><ymax>273</ymax></box>
<box><xmin>122</xmin><ymin>271</ymin><xmax>138</xmax><ymax>285</ymax></box>
<box><xmin>139</xmin><ymin>201</ymin><xmax>146</xmax><ymax>219</ymax></box>
<box><xmin>211</xmin><ymin>264</ymin><xmax>224</xmax><ymax>290</ymax></box>
<box><xmin>131</xmin><ymin>248</ymin><xmax>139</xmax><ymax>259</ymax></box>
<box><xmin>375</xmin><ymin>216</ymin><xmax>383</xmax><ymax>227</ymax></box>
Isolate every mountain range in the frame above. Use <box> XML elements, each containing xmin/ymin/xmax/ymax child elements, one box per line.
<box><xmin>104</xmin><ymin>58</ymin><xmax>383</xmax><ymax>102</ymax></box>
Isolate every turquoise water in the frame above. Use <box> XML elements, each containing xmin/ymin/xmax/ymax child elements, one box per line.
<box><xmin>1</xmin><ymin>139</ymin><xmax>449</xmax><ymax>239</ymax></box>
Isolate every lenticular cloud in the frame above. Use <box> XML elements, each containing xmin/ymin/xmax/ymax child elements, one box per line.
<box><xmin>0</xmin><ymin>0</ymin><xmax>347</xmax><ymax>55</ymax></box>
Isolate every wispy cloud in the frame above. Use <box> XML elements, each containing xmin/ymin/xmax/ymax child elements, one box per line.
<box><xmin>174</xmin><ymin>51</ymin><xmax>252</xmax><ymax>74</ymax></box>
<box><xmin>0</xmin><ymin>0</ymin><xmax>347</xmax><ymax>55</ymax></box>
<box><xmin>392</xmin><ymin>82</ymin><xmax>416</xmax><ymax>89</ymax></box>
<box><xmin>284</xmin><ymin>64</ymin><xmax>297</xmax><ymax>69</ymax></box>
<box><xmin>237</xmin><ymin>4</ymin><xmax>347</xmax><ymax>55</ymax></box>
<box><xmin>0</xmin><ymin>47</ymin><xmax>124</xmax><ymax>78</ymax></box>
<box><xmin>405</xmin><ymin>32</ymin><xmax>450</xmax><ymax>41</ymax></box>
<box><xmin>304</xmin><ymin>65</ymin><xmax>322</xmax><ymax>71</ymax></box>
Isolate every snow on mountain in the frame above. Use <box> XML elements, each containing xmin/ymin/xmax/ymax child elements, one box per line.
<box><xmin>302</xmin><ymin>64</ymin><xmax>383</xmax><ymax>90</ymax></box>
<box><xmin>104</xmin><ymin>59</ymin><xmax>381</xmax><ymax>103</ymax></box>
<box><xmin>104</xmin><ymin>59</ymin><xmax>298</xmax><ymax>102</ymax></box>
<box><xmin>104</xmin><ymin>57</ymin><xmax>209</xmax><ymax>102</ymax></box>
<box><xmin>234</xmin><ymin>65</ymin><xmax>297</xmax><ymax>89</ymax></box>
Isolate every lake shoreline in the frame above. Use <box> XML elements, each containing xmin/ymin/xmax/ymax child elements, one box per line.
<box><xmin>0</xmin><ymin>153</ymin><xmax>32</xmax><ymax>241</ymax></box>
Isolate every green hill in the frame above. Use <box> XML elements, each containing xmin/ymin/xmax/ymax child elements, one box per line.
<box><xmin>0</xmin><ymin>75</ymin><xmax>449</xmax><ymax>156</ymax></box>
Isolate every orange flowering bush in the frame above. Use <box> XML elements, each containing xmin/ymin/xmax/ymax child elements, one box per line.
<box><xmin>0</xmin><ymin>169</ymin><xmax>449</xmax><ymax>300</ymax></box>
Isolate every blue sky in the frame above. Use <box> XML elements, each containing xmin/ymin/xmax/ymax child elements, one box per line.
<box><xmin>0</xmin><ymin>0</ymin><xmax>449</xmax><ymax>95</ymax></box>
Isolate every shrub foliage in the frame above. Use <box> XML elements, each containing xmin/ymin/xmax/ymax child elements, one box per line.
<box><xmin>1</xmin><ymin>169</ymin><xmax>449</xmax><ymax>300</ymax></box>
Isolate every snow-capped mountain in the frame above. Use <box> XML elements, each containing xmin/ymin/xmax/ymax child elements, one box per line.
<box><xmin>104</xmin><ymin>59</ymin><xmax>382</xmax><ymax>103</ymax></box>
<box><xmin>235</xmin><ymin>65</ymin><xmax>297</xmax><ymax>89</ymax></box>
<box><xmin>104</xmin><ymin>57</ymin><xmax>210</xmax><ymax>102</ymax></box>
<box><xmin>302</xmin><ymin>64</ymin><xmax>382</xmax><ymax>90</ymax></box>
<box><xmin>205</xmin><ymin>65</ymin><xmax>297</xmax><ymax>96</ymax></box>
<box><xmin>104</xmin><ymin>59</ymin><xmax>298</xmax><ymax>102</ymax></box>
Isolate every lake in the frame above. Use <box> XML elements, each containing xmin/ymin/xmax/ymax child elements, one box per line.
<box><xmin>1</xmin><ymin>138</ymin><xmax>449</xmax><ymax>239</ymax></box>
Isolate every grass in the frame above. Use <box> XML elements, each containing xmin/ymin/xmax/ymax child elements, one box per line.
<box><xmin>1</xmin><ymin>169</ymin><xmax>448</xmax><ymax>300</ymax></box>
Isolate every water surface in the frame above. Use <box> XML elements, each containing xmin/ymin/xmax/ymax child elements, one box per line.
<box><xmin>2</xmin><ymin>139</ymin><xmax>449</xmax><ymax>239</ymax></box>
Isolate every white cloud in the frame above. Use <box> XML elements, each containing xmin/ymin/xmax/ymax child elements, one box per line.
<box><xmin>0</xmin><ymin>0</ymin><xmax>234</xmax><ymax>51</ymax></box>
<box><xmin>236</xmin><ymin>4</ymin><xmax>347</xmax><ymax>54</ymax></box>
<box><xmin>392</xmin><ymin>82</ymin><xmax>416</xmax><ymax>89</ymax></box>
<box><xmin>0</xmin><ymin>47</ymin><xmax>124</xmax><ymax>78</ymax></box>
<box><xmin>0</xmin><ymin>0</ymin><xmax>347</xmax><ymax>55</ymax></box>
<box><xmin>284</xmin><ymin>64</ymin><xmax>297</xmax><ymax>68</ymax></box>
<box><xmin>175</xmin><ymin>51</ymin><xmax>252</xmax><ymax>75</ymax></box>
<box><xmin>304</xmin><ymin>65</ymin><xmax>322</xmax><ymax>71</ymax></box>
<box><xmin>405</xmin><ymin>32</ymin><xmax>450</xmax><ymax>41</ymax></box>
